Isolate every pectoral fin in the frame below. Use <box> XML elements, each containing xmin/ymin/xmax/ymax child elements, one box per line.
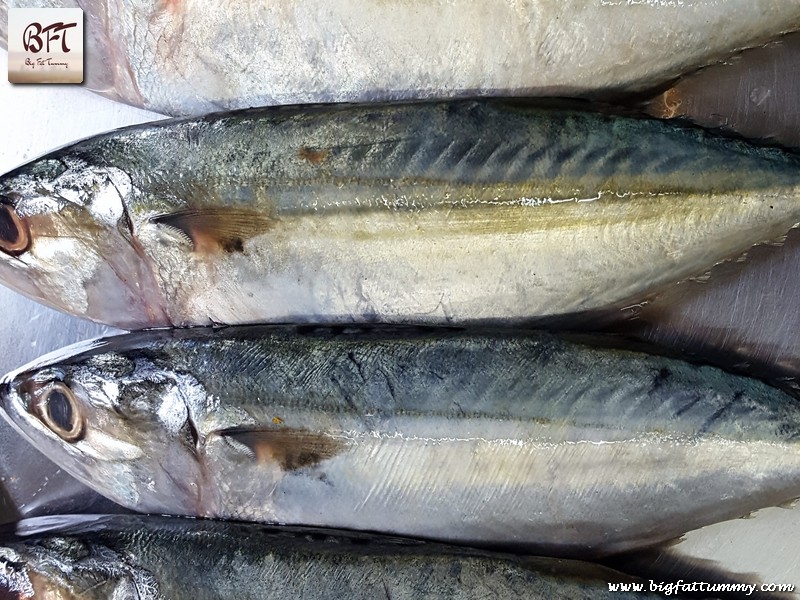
<box><xmin>217</xmin><ymin>427</ymin><xmax>348</xmax><ymax>471</ymax></box>
<box><xmin>151</xmin><ymin>208</ymin><xmax>274</xmax><ymax>253</ymax></box>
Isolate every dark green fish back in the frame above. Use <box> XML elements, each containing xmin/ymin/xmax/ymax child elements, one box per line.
<box><xmin>90</xmin><ymin>327</ymin><xmax>800</xmax><ymax>444</ymax></box>
<box><xmin>46</xmin><ymin>101</ymin><xmax>800</xmax><ymax>215</ymax></box>
<box><xmin>0</xmin><ymin>515</ymin><xmax>662</xmax><ymax>600</ymax></box>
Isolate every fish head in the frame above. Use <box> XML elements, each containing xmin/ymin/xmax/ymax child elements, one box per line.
<box><xmin>0</xmin><ymin>534</ymin><xmax>159</xmax><ymax>599</ymax></box>
<box><xmin>0</xmin><ymin>342</ymin><xmax>206</xmax><ymax>516</ymax></box>
<box><xmin>0</xmin><ymin>155</ymin><xmax>170</xmax><ymax>327</ymax></box>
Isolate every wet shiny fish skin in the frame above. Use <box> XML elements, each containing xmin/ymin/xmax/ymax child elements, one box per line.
<box><xmin>5</xmin><ymin>0</ymin><xmax>800</xmax><ymax>115</ymax></box>
<box><xmin>2</xmin><ymin>326</ymin><xmax>800</xmax><ymax>558</ymax></box>
<box><xmin>0</xmin><ymin>515</ymin><xmax>663</xmax><ymax>600</ymax></box>
<box><xmin>2</xmin><ymin>100</ymin><xmax>800</xmax><ymax>330</ymax></box>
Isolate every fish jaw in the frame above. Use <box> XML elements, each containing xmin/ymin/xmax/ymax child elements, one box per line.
<box><xmin>0</xmin><ymin>158</ymin><xmax>172</xmax><ymax>328</ymax></box>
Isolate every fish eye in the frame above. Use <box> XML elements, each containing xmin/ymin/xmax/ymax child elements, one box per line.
<box><xmin>33</xmin><ymin>382</ymin><xmax>85</xmax><ymax>442</ymax></box>
<box><xmin>0</xmin><ymin>200</ymin><xmax>31</xmax><ymax>256</ymax></box>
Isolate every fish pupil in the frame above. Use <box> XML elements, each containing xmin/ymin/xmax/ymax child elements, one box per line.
<box><xmin>47</xmin><ymin>389</ymin><xmax>74</xmax><ymax>433</ymax></box>
<box><xmin>0</xmin><ymin>206</ymin><xmax>20</xmax><ymax>245</ymax></box>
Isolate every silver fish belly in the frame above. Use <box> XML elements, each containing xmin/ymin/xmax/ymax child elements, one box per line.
<box><xmin>0</xmin><ymin>515</ymin><xmax>664</xmax><ymax>599</ymax></box>
<box><xmin>0</xmin><ymin>100</ymin><xmax>799</xmax><ymax>329</ymax></box>
<box><xmin>1</xmin><ymin>326</ymin><xmax>799</xmax><ymax>557</ymax></box>
<box><xmin>4</xmin><ymin>0</ymin><xmax>800</xmax><ymax>115</ymax></box>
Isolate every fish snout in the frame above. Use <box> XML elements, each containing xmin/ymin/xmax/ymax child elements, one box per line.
<box><xmin>0</xmin><ymin>374</ymin><xmax>27</xmax><ymax>429</ymax></box>
<box><xmin>1</xmin><ymin>376</ymin><xmax>87</xmax><ymax>445</ymax></box>
<box><xmin>0</xmin><ymin>377</ymin><xmax>13</xmax><ymax>415</ymax></box>
<box><xmin>0</xmin><ymin>376</ymin><xmax>26</xmax><ymax>436</ymax></box>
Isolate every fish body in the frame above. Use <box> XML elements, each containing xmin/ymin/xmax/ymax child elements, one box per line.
<box><xmin>0</xmin><ymin>515</ymin><xmax>664</xmax><ymax>600</ymax></box>
<box><xmin>1</xmin><ymin>100</ymin><xmax>799</xmax><ymax>329</ymax></box>
<box><xmin>2</xmin><ymin>326</ymin><xmax>800</xmax><ymax>557</ymax></box>
<box><xmin>5</xmin><ymin>0</ymin><xmax>800</xmax><ymax>115</ymax></box>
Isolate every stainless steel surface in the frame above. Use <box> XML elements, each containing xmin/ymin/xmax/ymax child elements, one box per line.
<box><xmin>1</xmin><ymin>38</ymin><xmax>800</xmax><ymax>591</ymax></box>
<box><xmin>645</xmin><ymin>31</ymin><xmax>800</xmax><ymax>150</ymax></box>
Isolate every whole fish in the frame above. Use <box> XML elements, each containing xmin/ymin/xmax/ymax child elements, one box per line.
<box><xmin>0</xmin><ymin>515</ymin><xmax>664</xmax><ymax>600</ymax></box>
<box><xmin>2</xmin><ymin>326</ymin><xmax>800</xmax><ymax>558</ymax></box>
<box><xmin>5</xmin><ymin>0</ymin><xmax>800</xmax><ymax>115</ymax></box>
<box><xmin>1</xmin><ymin>100</ymin><xmax>800</xmax><ymax>329</ymax></box>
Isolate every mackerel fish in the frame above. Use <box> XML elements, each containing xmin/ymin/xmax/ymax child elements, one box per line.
<box><xmin>1</xmin><ymin>326</ymin><xmax>799</xmax><ymax>558</ymax></box>
<box><xmin>0</xmin><ymin>515</ymin><xmax>668</xmax><ymax>600</ymax></box>
<box><xmin>1</xmin><ymin>100</ymin><xmax>800</xmax><ymax>329</ymax></box>
<box><xmin>4</xmin><ymin>0</ymin><xmax>800</xmax><ymax>115</ymax></box>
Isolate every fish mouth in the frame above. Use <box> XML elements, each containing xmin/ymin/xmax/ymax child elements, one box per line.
<box><xmin>0</xmin><ymin>377</ymin><xmax>17</xmax><ymax>425</ymax></box>
<box><xmin>0</xmin><ymin>376</ymin><xmax>35</xmax><ymax>440</ymax></box>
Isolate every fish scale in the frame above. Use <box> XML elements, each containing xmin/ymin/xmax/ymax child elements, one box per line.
<box><xmin>2</xmin><ymin>326</ymin><xmax>800</xmax><ymax>557</ymax></box>
<box><xmin>6</xmin><ymin>0</ymin><xmax>800</xmax><ymax>116</ymax></box>
<box><xmin>0</xmin><ymin>515</ymin><xmax>668</xmax><ymax>599</ymax></box>
<box><xmin>1</xmin><ymin>100</ymin><xmax>800</xmax><ymax>327</ymax></box>
<box><xmin>86</xmin><ymin>103</ymin><xmax>792</xmax><ymax>189</ymax></box>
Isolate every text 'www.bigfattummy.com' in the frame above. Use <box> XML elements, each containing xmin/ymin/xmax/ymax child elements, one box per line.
<box><xmin>607</xmin><ymin>580</ymin><xmax>796</xmax><ymax>595</ymax></box>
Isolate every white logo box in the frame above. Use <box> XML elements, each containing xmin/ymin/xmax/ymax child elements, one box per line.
<box><xmin>8</xmin><ymin>7</ymin><xmax>84</xmax><ymax>84</ymax></box>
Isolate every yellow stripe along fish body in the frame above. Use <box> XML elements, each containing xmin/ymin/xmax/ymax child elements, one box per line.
<box><xmin>1</xmin><ymin>326</ymin><xmax>799</xmax><ymax>557</ymax></box>
<box><xmin>0</xmin><ymin>100</ymin><xmax>798</xmax><ymax>329</ymax></box>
